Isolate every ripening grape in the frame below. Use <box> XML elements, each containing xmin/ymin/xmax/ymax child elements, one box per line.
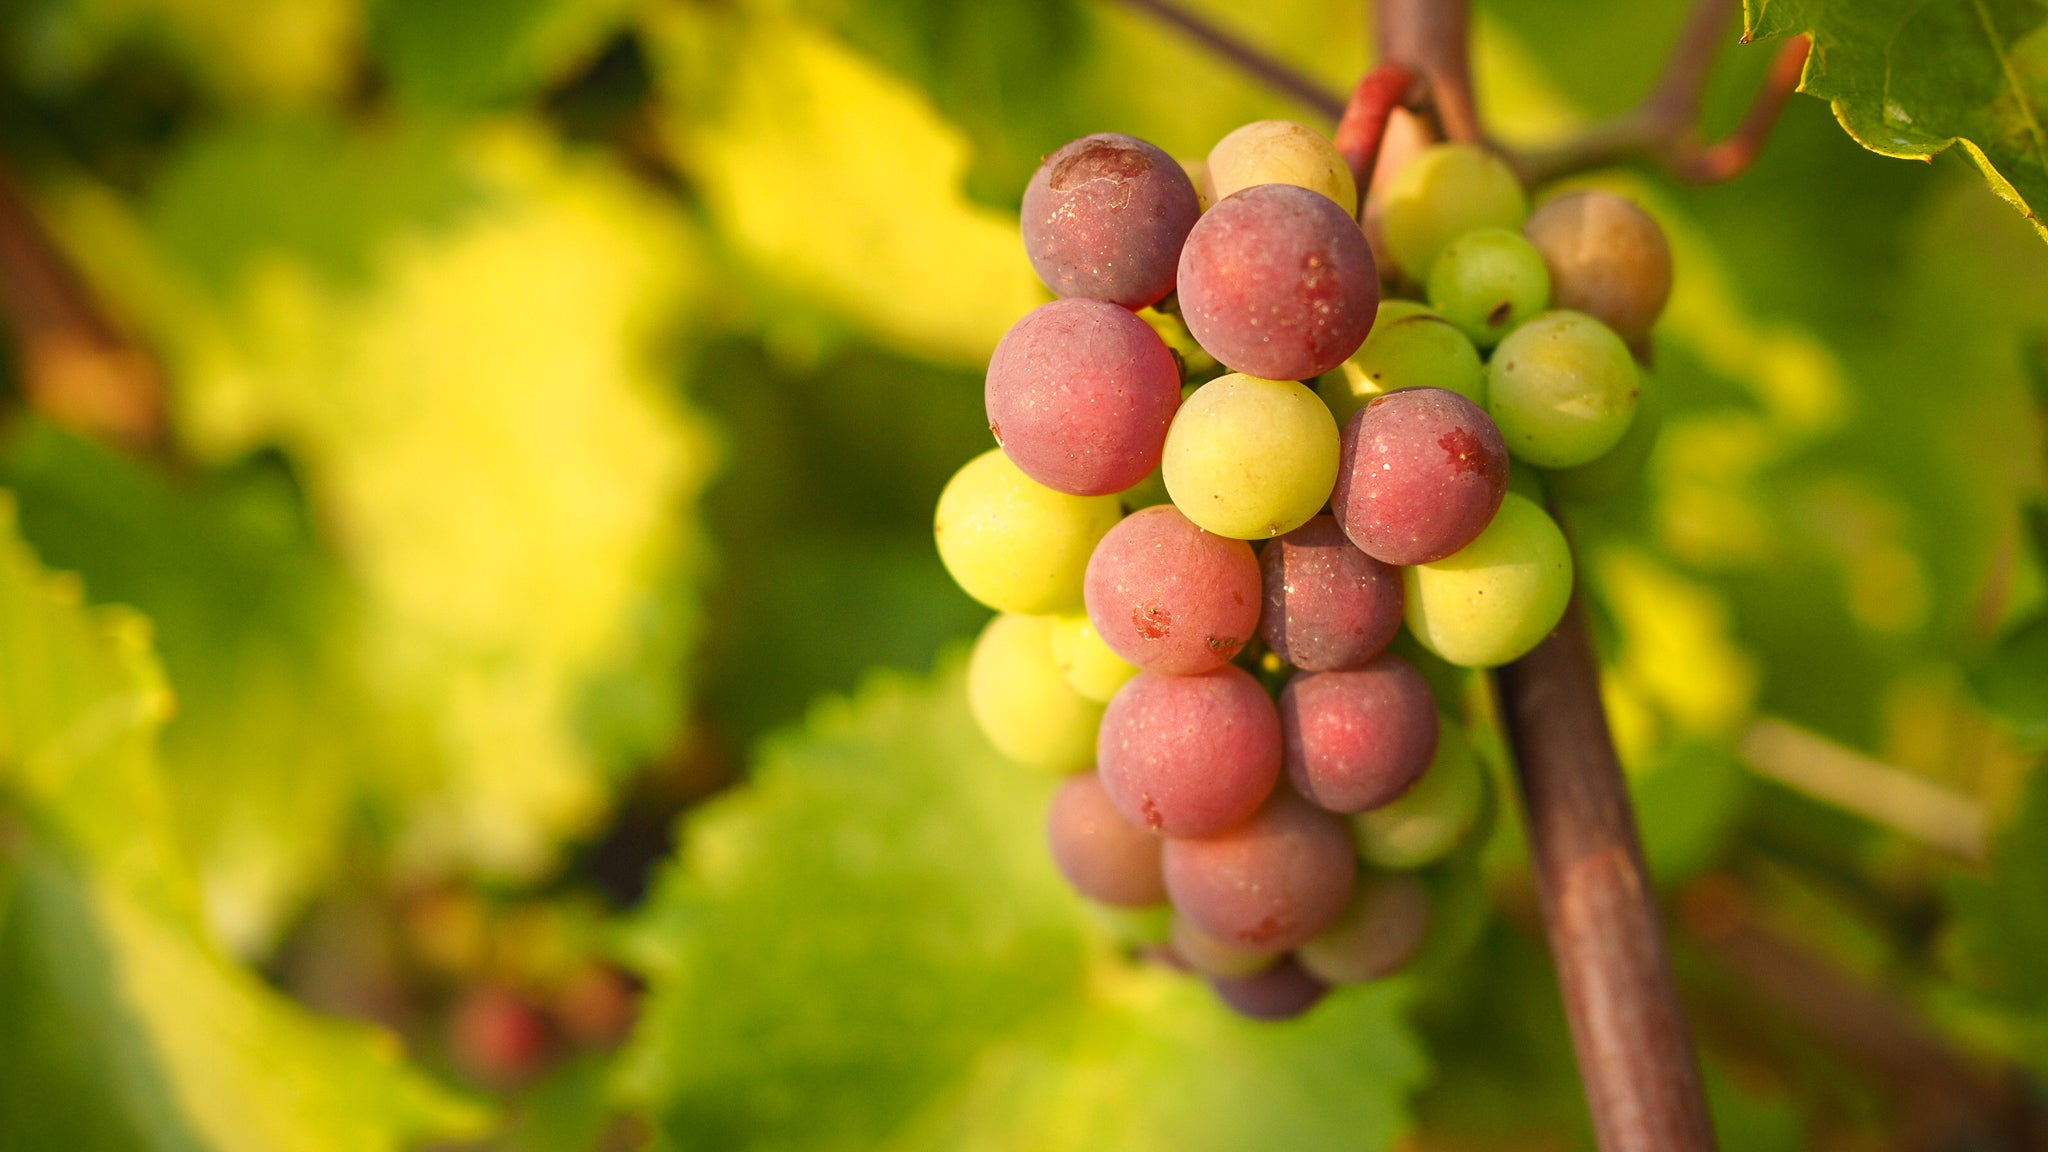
<box><xmin>1425</xmin><ymin>226</ymin><xmax>1551</xmax><ymax>347</ymax></box>
<box><xmin>1021</xmin><ymin>133</ymin><xmax>1202</xmax><ymax>309</ymax></box>
<box><xmin>1182</xmin><ymin>157</ymin><xmax>1215</xmax><ymax>211</ymax></box>
<box><xmin>1097</xmin><ymin>667</ymin><xmax>1280</xmax><ymax>837</ymax></box>
<box><xmin>1296</xmin><ymin>874</ymin><xmax>1431</xmax><ymax>985</ymax></box>
<box><xmin>1049</xmin><ymin>612</ymin><xmax>1139</xmax><ymax>701</ymax></box>
<box><xmin>1486</xmin><ymin>310</ymin><xmax>1640</xmax><ymax>468</ymax></box>
<box><xmin>1318</xmin><ymin>301</ymin><xmax>1486</xmax><ymax>428</ymax></box>
<box><xmin>1210</xmin><ymin>956</ymin><xmax>1328</xmax><ymax>1021</ymax></box>
<box><xmin>1352</xmin><ymin>719</ymin><xmax>1486</xmax><ymax>869</ymax></box>
<box><xmin>1206</xmin><ymin>120</ymin><xmax>1358</xmax><ymax>214</ymax></box>
<box><xmin>935</xmin><ymin>449</ymin><xmax>1123</xmax><ymax>614</ymax></box>
<box><xmin>1084</xmin><ymin>504</ymin><xmax>1262</xmax><ymax>674</ymax></box>
<box><xmin>1403</xmin><ymin>492</ymin><xmax>1573</xmax><ymax>668</ymax></box>
<box><xmin>1259</xmin><ymin>515</ymin><xmax>1403</xmax><ymax>672</ymax></box>
<box><xmin>967</xmin><ymin>614</ymin><xmax>1104</xmax><ymax>773</ymax></box>
<box><xmin>1162</xmin><ymin>374</ymin><xmax>1340</xmax><ymax>540</ymax></box>
<box><xmin>1176</xmin><ymin>184</ymin><xmax>1379</xmax><ymax>380</ymax></box>
<box><xmin>986</xmin><ymin>299</ymin><xmax>1182</xmax><ymax>496</ymax></box>
<box><xmin>1171</xmin><ymin>914</ymin><xmax>1279</xmax><ymax>979</ymax></box>
<box><xmin>1280</xmin><ymin>656</ymin><xmax>1439</xmax><ymax>812</ymax></box>
<box><xmin>1162</xmin><ymin>789</ymin><xmax>1357</xmax><ymax>951</ymax></box>
<box><xmin>1544</xmin><ymin>369</ymin><xmax>1663</xmax><ymax>503</ymax></box>
<box><xmin>1523</xmin><ymin>190</ymin><xmax>1672</xmax><ymax>343</ymax></box>
<box><xmin>1046</xmin><ymin>772</ymin><xmax>1167</xmax><ymax>907</ymax></box>
<box><xmin>1332</xmin><ymin>387</ymin><xmax>1508</xmax><ymax>566</ymax></box>
<box><xmin>1378</xmin><ymin>143</ymin><xmax>1526</xmax><ymax>280</ymax></box>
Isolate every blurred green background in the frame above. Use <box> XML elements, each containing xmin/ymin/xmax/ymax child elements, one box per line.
<box><xmin>0</xmin><ymin>0</ymin><xmax>2044</xmax><ymax>1149</ymax></box>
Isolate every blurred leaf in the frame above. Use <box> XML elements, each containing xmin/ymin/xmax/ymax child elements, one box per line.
<box><xmin>369</xmin><ymin>0</ymin><xmax>638</xmax><ymax>110</ymax></box>
<box><xmin>1943</xmin><ymin>765</ymin><xmax>2048</xmax><ymax>1072</ymax></box>
<box><xmin>619</xmin><ymin>663</ymin><xmax>1427</xmax><ymax>1151</ymax></box>
<box><xmin>1746</xmin><ymin>0</ymin><xmax>2048</xmax><ymax>243</ymax></box>
<box><xmin>1972</xmin><ymin>615</ymin><xmax>2048</xmax><ymax>734</ymax></box>
<box><xmin>3</xmin><ymin>0</ymin><xmax>358</xmax><ymax>106</ymax></box>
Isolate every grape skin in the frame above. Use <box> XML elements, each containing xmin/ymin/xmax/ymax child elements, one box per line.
<box><xmin>935</xmin><ymin>449</ymin><xmax>1122</xmax><ymax>614</ymax></box>
<box><xmin>1352</xmin><ymin>719</ymin><xmax>1486</xmax><ymax>870</ymax></box>
<box><xmin>966</xmin><ymin>614</ymin><xmax>1103</xmax><ymax>773</ymax></box>
<box><xmin>1280</xmin><ymin>656</ymin><xmax>1439</xmax><ymax>813</ymax></box>
<box><xmin>1046</xmin><ymin>772</ymin><xmax>1167</xmax><ymax>907</ymax></box>
<box><xmin>1209</xmin><ymin>955</ymin><xmax>1328</xmax><ymax>1021</ymax></box>
<box><xmin>1084</xmin><ymin>504</ymin><xmax>1262</xmax><ymax>675</ymax></box>
<box><xmin>1523</xmin><ymin>190</ymin><xmax>1672</xmax><ymax>343</ymax></box>
<box><xmin>1317</xmin><ymin>301</ymin><xmax>1486</xmax><ymax>429</ymax></box>
<box><xmin>1048</xmin><ymin>612</ymin><xmax>1139</xmax><ymax>702</ymax></box>
<box><xmin>1378</xmin><ymin>143</ymin><xmax>1527</xmax><ymax>281</ymax></box>
<box><xmin>1402</xmin><ymin>492</ymin><xmax>1574</xmax><ymax>668</ymax></box>
<box><xmin>1486</xmin><ymin>310</ymin><xmax>1641</xmax><ymax>469</ymax></box>
<box><xmin>1176</xmin><ymin>184</ymin><xmax>1380</xmax><ymax>381</ymax></box>
<box><xmin>1205</xmin><ymin>120</ymin><xmax>1357</xmax><ymax>214</ymax></box>
<box><xmin>1170</xmin><ymin>915</ymin><xmax>1279</xmax><ymax>979</ymax></box>
<box><xmin>1259</xmin><ymin>515</ymin><xmax>1404</xmax><ymax>672</ymax></box>
<box><xmin>1097</xmin><ymin>667</ymin><xmax>1280</xmax><ymax>837</ymax></box>
<box><xmin>1021</xmin><ymin>133</ymin><xmax>1202</xmax><ymax>309</ymax></box>
<box><xmin>1332</xmin><ymin>387</ymin><xmax>1508</xmax><ymax>566</ymax></box>
<box><xmin>1544</xmin><ymin>369</ymin><xmax>1663</xmax><ymax>504</ymax></box>
<box><xmin>1162</xmin><ymin>789</ymin><xmax>1357</xmax><ymax>951</ymax></box>
<box><xmin>1425</xmin><ymin>226</ymin><xmax>1551</xmax><ymax>348</ymax></box>
<box><xmin>986</xmin><ymin>299</ymin><xmax>1183</xmax><ymax>496</ymax></box>
<box><xmin>1296</xmin><ymin>874</ymin><xmax>1431</xmax><ymax>985</ymax></box>
<box><xmin>1162</xmin><ymin>374</ymin><xmax>1340</xmax><ymax>540</ymax></box>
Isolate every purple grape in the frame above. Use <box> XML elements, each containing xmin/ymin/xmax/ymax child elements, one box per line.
<box><xmin>1259</xmin><ymin>514</ymin><xmax>1403</xmax><ymax>671</ymax></box>
<box><xmin>1176</xmin><ymin>184</ymin><xmax>1379</xmax><ymax>381</ymax></box>
<box><xmin>986</xmin><ymin>299</ymin><xmax>1182</xmax><ymax>496</ymax></box>
<box><xmin>1210</xmin><ymin>955</ymin><xmax>1328</xmax><ymax>1021</ymax></box>
<box><xmin>1162</xmin><ymin>789</ymin><xmax>1356</xmax><ymax>951</ymax></box>
<box><xmin>1046</xmin><ymin>772</ymin><xmax>1166</xmax><ymax>907</ymax></box>
<box><xmin>1281</xmin><ymin>657</ymin><xmax>1438</xmax><ymax>813</ymax></box>
<box><xmin>1333</xmin><ymin>387</ymin><xmax>1508</xmax><ymax>566</ymax></box>
<box><xmin>1097</xmin><ymin>667</ymin><xmax>1280</xmax><ymax>837</ymax></box>
<box><xmin>1021</xmin><ymin>133</ymin><xmax>1202</xmax><ymax>309</ymax></box>
<box><xmin>1085</xmin><ymin>504</ymin><xmax>1261</xmax><ymax>674</ymax></box>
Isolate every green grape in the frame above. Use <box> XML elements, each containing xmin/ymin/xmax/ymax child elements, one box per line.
<box><xmin>1162</xmin><ymin>374</ymin><xmax>1339</xmax><ymax>539</ymax></box>
<box><xmin>1049</xmin><ymin>612</ymin><xmax>1139</xmax><ymax>702</ymax></box>
<box><xmin>935</xmin><ymin>448</ymin><xmax>1123</xmax><ymax>613</ymax></box>
<box><xmin>1379</xmin><ymin>143</ymin><xmax>1527</xmax><ymax>281</ymax></box>
<box><xmin>1206</xmin><ymin>120</ymin><xmax>1357</xmax><ymax>213</ymax></box>
<box><xmin>1545</xmin><ymin>369</ymin><xmax>1663</xmax><ymax>503</ymax></box>
<box><xmin>1403</xmin><ymin>493</ymin><xmax>1573</xmax><ymax>668</ymax></box>
<box><xmin>1485</xmin><ymin>310</ymin><xmax>1640</xmax><ymax>469</ymax></box>
<box><xmin>1352</xmin><ymin>719</ymin><xmax>1487</xmax><ymax>869</ymax></box>
<box><xmin>966</xmin><ymin>613</ymin><xmax>1104</xmax><ymax>773</ymax></box>
<box><xmin>1425</xmin><ymin>227</ymin><xmax>1550</xmax><ymax>348</ymax></box>
<box><xmin>1317</xmin><ymin>301</ymin><xmax>1485</xmax><ymax>428</ymax></box>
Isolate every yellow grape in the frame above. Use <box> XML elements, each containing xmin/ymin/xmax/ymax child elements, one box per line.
<box><xmin>934</xmin><ymin>448</ymin><xmax>1122</xmax><ymax>614</ymax></box>
<box><xmin>966</xmin><ymin>614</ymin><xmax>1103</xmax><ymax>773</ymax></box>
<box><xmin>1162</xmin><ymin>374</ymin><xmax>1339</xmax><ymax>539</ymax></box>
<box><xmin>1402</xmin><ymin>493</ymin><xmax>1572</xmax><ymax>667</ymax></box>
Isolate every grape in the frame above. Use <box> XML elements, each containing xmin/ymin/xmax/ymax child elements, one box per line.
<box><xmin>1176</xmin><ymin>184</ymin><xmax>1379</xmax><ymax>380</ymax></box>
<box><xmin>1021</xmin><ymin>133</ymin><xmax>1202</xmax><ymax>309</ymax></box>
<box><xmin>1205</xmin><ymin>120</ymin><xmax>1358</xmax><ymax>214</ymax></box>
<box><xmin>1296</xmin><ymin>874</ymin><xmax>1431</xmax><ymax>985</ymax></box>
<box><xmin>1046</xmin><ymin>772</ymin><xmax>1167</xmax><ymax>907</ymax></box>
<box><xmin>1210</xmin><ymin>955</ymin><xmax>1328</xmax><ymax>1021</ymax></box>
<box><xmin>1048</xmin><ymin>612</ymin><xmax>1139</xmax><ymax>701</ymax></box>
<box><xmin>967</xmin><ymin>614</ymin><xmax>1103</xmax><ymax>773</ymax></box>
<box><xmin>1280</xmin><ymin>656</ymin><xmax>1438</xmax><ymax>812</ymax></box>
<box><xmin>1486</xmin><ymin>310</ymin><xmax>1641</xmax><ymax>468</ymax></box>
<box><xmin>1170</xmin><ymin>915</ymin><xmax>1279</xmax><ymax>979</ymax></box>
<box><xmin>1182</xmin><ymin>157</ymin><xmax>1214</xmax><ymax>211</ymax></box>
<box><xmin>986</xmin><ymin>299</ymin><xmax>1182</xmax><ymax>496</ymax></box>
<box><xmin>1162</xmin><ymin>374</ymin><xmax>1340</xmax><ymax>540</ymax></box>
<box><xmin>1425</xmin><ymin>227</ymin><xmax>1550</xmax><ymax>348</ymax></box>
<box><xmin>1317</xmin><ymin>301</ymin><xmax>1485</xmax><ymax>428</ymax></box>
<box><xmin>1162</xmin><ymin>789</ymin><xmax>1357</xmax><ymax>951</ymax></box>
<box><xmin>1332</xmin><ymin>387</ymin><xmax>1508</xmax><ymax>566</ymax></box>
<box><xmin>935</xmin><ymin>449</ymin><xmax>1123</xmax><ymax>614</ymax></box>
<box><xmin>1523</xmin><ymin>190</ymin><xmax>1672</xmax><ymax>343</ymax></box>
<box><xmin>1544</xmin><ymin>369</ymin><xmax>1663</xmax><ymax>503</ymax></box>
<box><xmin>1117</xmin><ymin>467</ymin><xmax>1172</xmax><ymax>512</ymax></box>
<box><xmin>1259</xmin><ymin>515</ymin><xmax>1403</xmax><ymax>672</ymax></box>
<box><xmin>1352</xmin><ymin>719</ymin><xmax>1486</xmax><ymax>869</ymax></box>
<box><xmin>1402</xmin><ymin>492</ymin><xmax>1573</xmax><ymax>668</ymax></box>
<box><xmin>1084</xmin><ymin>504</ymin><xmax>1261</xmax><ymax>674</ymax></box>
<box><xmin>1378</xmin><ymin>143</ymin><xmax>1526</xmax><ymax>280</ymax></box>
<box><xmin>1098</xmin><ymin>666</ymin><xmax>1280</xmax><ymax>836</ymax></box>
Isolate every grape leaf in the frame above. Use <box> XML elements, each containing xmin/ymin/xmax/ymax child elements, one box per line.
<box><xmin>1746</xmin><ymin>0</ymin><xmax>2048</xmax><ymax>242</ymax></box>
<box><xmin>2</xmin><ymin>0</ymin><xmax>357</xmax><ymax>105</ymax></box>
<box><xmin>1971</xmin><ymin>614</ymin><xmax>2048</xmax><ymax>734</ymax></box>
<box><xmin>1942</xmin><ymin>764</ymin><xmax>2048</xmax><ymax>1070</ymax></box>
<box><xmin>368</xmin><ymin>0</ymin><xmax>638</xmax><ymax>110</ymax></box>
<box><xmin>618</xmin><ymin>664</ymin><xmax>1427</xmax><ymax>1152</ymax></box>
<box><xmin>0</xmin><ymin>497</ymin><xmax>488</xmax><ymax>1150</ymax></box>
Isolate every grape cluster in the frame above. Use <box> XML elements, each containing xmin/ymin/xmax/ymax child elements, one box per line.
<box><xmin>935</xmin><ymin>123</ymin><xmax>1671</xmax><ymax>1020</ymax></box>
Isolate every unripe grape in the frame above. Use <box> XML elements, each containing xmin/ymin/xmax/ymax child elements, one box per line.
<box><xmin>1402</xmin><ymin>493</ymin><xmax>1573</xmax><ymax>668</ymax></box>
<box><xmin>1318</xmin><ymin>301</ymin><xmax>1486</xmax><ymax>428</ymax></box>
<box><xmin>1523</xmin><ymin>190</ymin><xmax>1672</xmax><ymax>343</ymax></box>
<box><xmin>1046</xmin><ymin>772</ymin><xmax>1166</xmax><ymax>907</ymax></box>
<box><xmin>1425</xmin><ymin>227</ymin><xmax>1550</xmax><ymax>347</ymax></box>
<box><xmin>967</xmin><ymin>614</ymin><xmax>1103</xmax><ymax>773</ymax></box>
<box><xmin>1544</xmin><ymin>369</ymin><xmax>1664</xmax><ymax>503</ymax></box>
<box><xmin>1352</xmin><ymin>720</ymin><xmax>1486</xmax><ymax>869</ymax></box>
<box><xmin>1048</xmin><ymin>612</ymin><xmax>1139</xmax><ymax>701</ymax></box>
<box><xmin>1163</xmin><ymin>374</ymin><xmax>1340</xmax><ymax>540</ymax></box>
<box><xmin>1296</xmin><ymin>874</ymin><xmax>1430</xmax><ymax>985</ymax></box>
<box><xmin>934</xmin><ymin>449</ymin><xmax>1122</xmax><ymax>614</ymax></box>
<box><xmin>1022</xmin><ymin>133</ymin><xmax>1202</xmax><ymax>309</ymax></box>
<box><xmin>1486</xmin><ymin>311</ymin><xmax>1640</xmax><ymax>468</ymax></box>
<box><xmin>1378</xmin><ymin>143</ymin><xmax>1526</xmax><ymax>280</ymax></box>
<box><xmin>1206</xmin><ymin>119</ymin><xmax>1358</xmax><ymax>213</ymax></box>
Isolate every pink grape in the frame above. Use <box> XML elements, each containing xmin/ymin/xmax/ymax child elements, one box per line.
<box><xmin>1162</xmin><ymin>789</ymin><xmax>1356</xmax><ymax>951</ymax></box>
<box><xmin>1210</xmin><ymin>955</ymin><xmax>1328</xmax><ymax>1021</ymax></box>
<box><xmin>1097</xmin><ymin>667</ymin><xmax>1280</xmax><ymax>837</ymax></box>
<box><xmin>1259</xmin><ymin>514</ymin><xmax>1403</xmax><ymax>671</ymax></box>
<box><xmin>1085</xmin><ymin>504</ymin><xmax>1261</xmax><ymax>674</ymax></box>
<box><xmin>1045</xmin><ymin>773</ymin><xmax>1167</xmax><ymax>907</ymax></box>
<box><xmin>1021</xmin><ymin>133</ymin><xmax>1202</xmax><ymax>309</ymax></box>
<box><xmin>986</xmin><ymin>299</ymin><xmax>1182</xmax><ymax>495</ymax></box>
<box><xmin>1333</xmin><ymin>387</ymin><xmax>1508</xmax><ymax>565</ymax></box>
<box><xmin>1176</xmin><ymin>184</ymin><xmax>1379</xmax><ymax>380</ymax></box>
<box><xmin>1280</xmin><ymin>657</ymin><xmax>1438</xmax><ymax>813</ymax></box>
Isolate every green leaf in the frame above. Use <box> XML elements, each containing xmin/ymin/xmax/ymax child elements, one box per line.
<box><xmin>1945</xmin><ymin>766</ymin><xmax>2048</xmax><ymax>1041</ymax></box>
<box><xmin>1972</xmin><ymin>614</ymin><xmax>2048</xmax><ymax>734</ymax></box>
<box><xmin>619</xmin><ymin>664</ymin><xmax>1427</xmax><ymax>1151</ymax></box>
<box><xmin>1746</xmin><ymin>0</ymin><xmax>2048</xmax><ymax>242</ymax></box>
<box><xmin>369</xmin><ymin>0</ymin><xmax>638</xmax><ymax>110</ymax></box>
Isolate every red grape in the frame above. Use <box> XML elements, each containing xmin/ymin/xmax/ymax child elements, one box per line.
<box><xmin>986</xmin><ymin>299</ymin><xmax>1182</xmax><ymax>495</ymax></box>
<box><xmin>1259</xmin><ymin>514</ymin><xmax>1403</xmax><ymax>671</ymax></box>
<box><xmin>1162</xmin><ymin>790</ymin><xmax>1356</xmax><ymax>951</ymax></box>
<box><xmin>1333</xmin><ymin>387</ymin><xmax>1508</xmax><ymax>565</ymax></box>
<box><xmin>1021</xmin><ymin>133</ymin><xmax>1202</xmax><ymax>309</ymax></box>
<box><xmin>1097</xmin><ymin>667</ymin><xmax>1280</xmax><ymax>837</ymax></box>
<box><xmin>1210</xmin><ymin>955</ymin><xmax>1328</xmax><ymax>1021</ymax></box>
<box><xmin>1045</xmin><ymin>772</ymin><xmax>1167</xmax><ymax>907</ymax></box>
<box><xmin>1085</xmin><ymin>504</ymin><xmax>1261</xmax><ymax>674</ymax></box>
<box><xmin>1280</xmin><ymin>657</ymin><xmax>1438</xmax><ymax>813</ymax></box>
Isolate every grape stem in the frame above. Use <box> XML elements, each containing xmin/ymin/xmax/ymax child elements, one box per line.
<box><xmin>1100</xmin><ymin>0</ymin><xmax>1346</xmax><ymax>121</ymax></box>
<box><xmin>1332</xmin><ymin>62</ymin><xmax>1422</xmax><ymax>210</ymax></box>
